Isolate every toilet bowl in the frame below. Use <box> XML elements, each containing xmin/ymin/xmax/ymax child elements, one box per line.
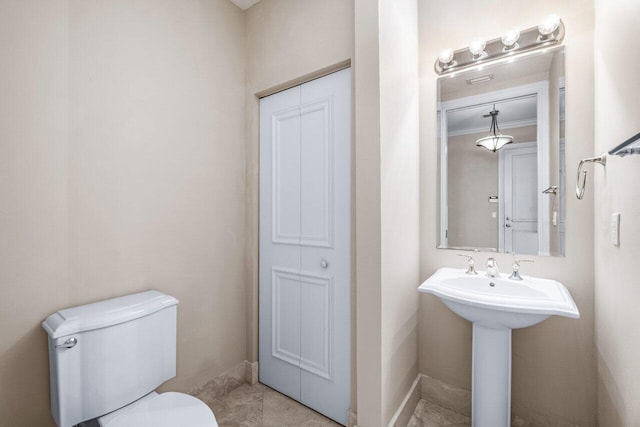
<box><xmin>98</xmin><ymin>392</ymin><xmax>217</xmax><ymax>427</ymax></box>
<box><xmin>43</xmin><ymin>291</ymin><xmax>218</xmax><ymax>427</ymax></box>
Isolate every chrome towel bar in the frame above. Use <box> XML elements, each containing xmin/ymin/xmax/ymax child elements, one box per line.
<box><xmin>608</xmin><ymin>132</ymin><xmax>640</xmax><ymax>157</ymax></box>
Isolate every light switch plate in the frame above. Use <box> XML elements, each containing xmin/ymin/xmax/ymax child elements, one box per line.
<box><xmin>611</xmin><ymin>213</ymin><xmax>621</xmax><ymax>246</ymax></box>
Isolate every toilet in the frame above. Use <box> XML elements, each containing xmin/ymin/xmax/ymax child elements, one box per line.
<box><xmin>42</xmin><ymin>291</ymin><xmax>218</xmax><ymax>427</ymax></box>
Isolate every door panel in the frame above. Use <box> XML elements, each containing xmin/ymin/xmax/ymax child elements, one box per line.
<box><xmin>272</xmin><ymin>108</ymin><xmax>302</xmax><ymax>244</ymax></box>
<box><xmin>259</xmin><ymin>68</ymin><xmax>351</xmax><ymax>425</ymax></box>
<box><xmin>272</xmin><ymin>269</ymin><xmax>301</xmax><ymax>366</ymax></box>
<box><xmin>299</xmin><ymin>70</ymin><xmax>351</xmax><ymax>424</ymax></box>
<box><xmin>300</xmin><ymin>272</ymin><xmax>333</xmax><ymax>380</ymax></box>
<box><xmin>300</xmin><ymin>99</ymin><xmax>332</xmax><ymax>247</ymax></box>
<box><xmin>259</xmin><ymin>85</ymin><xmax>301</xmax><ymax>400</ymax></box>
<box><xmin>503</xmin><ymin>142</ymin><xmax>538</xmax><ymax>255</ymax></box>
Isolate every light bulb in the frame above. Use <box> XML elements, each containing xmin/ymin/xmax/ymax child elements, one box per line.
<box><xmin>469</xmin><ymin>39</ymin><xmax>486</xmax><ymax>57</ymax></box>
<box><xmin>538</xmin><ymin>14</ymin><xmax>560</xmax><ymax>36</ymax></box>
<box><xmin>501</xmin><ymin>28</ymin><xmax>520</xmax><ymax>48</ymax></box>
<box><xmin>438</xmin><ymin>48</ymin><xmax>454</xmax><ymax>65</ymax></box>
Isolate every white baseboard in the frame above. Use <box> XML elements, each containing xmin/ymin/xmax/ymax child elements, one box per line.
<box><xmin>387</xmin><ymin>374</ymin><xmax>422</xmax><ymax>427</ymax></box>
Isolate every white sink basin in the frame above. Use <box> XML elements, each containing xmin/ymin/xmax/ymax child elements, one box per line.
<box><xmin>418</xmin><ymin>267</ymin><xmax>580</xmax><ymax>427</ymax></box>
<box><xmin>418</xmin><ymin>267</ymin><xmax>579</xmax><ymax>329</ymax></box>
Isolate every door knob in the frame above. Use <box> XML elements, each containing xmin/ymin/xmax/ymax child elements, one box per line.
<box><xmin>505</xmin><ymin>224</ymin><xmax>511</xmax><ymax>228</ymax></box>
<box><xmin>320</xmin><ymin>259</ymin><xmax>329</xmax><ymax>269</ymax></box>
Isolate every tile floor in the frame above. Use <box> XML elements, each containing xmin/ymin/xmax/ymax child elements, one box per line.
<box><xmin>407</xmin><ymin>399</ymin><xmax>471</xmax><ymax>427</ymax></box>
<box><xmin>196</xmin><ymin>381</ymin><xmax>470</xmax><ymax>427</ymax></box>
<box><xmin>197</xmin><ymin>382</ymin><xmax>341</xmax><ymax>427</ymax></box>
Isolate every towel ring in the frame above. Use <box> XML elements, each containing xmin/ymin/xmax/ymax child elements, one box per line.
<box><xmin>576</xmin><ymin>153</ymin><xmax>606</xmax><ymax>200</ymax></box>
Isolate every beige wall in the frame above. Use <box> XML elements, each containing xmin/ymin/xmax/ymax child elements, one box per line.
<box><xmin>419</xmin><ymin>1</ymin><xmax>597</xmax><ymax>425</ymax></box>
<box><xmin>447</xmin><ymin>131</ymin><xmax>500</xmax><ymax>249</ymax></box>
<box><xmin>0</xmin><ymin>1</ymin><xmax>247</xmax><ymax>425</ymax></box>
<box><xmin>354</xmin><ymin>0</ymin><xmax>421</xmax><ymax>424</ymax></box>
<box><xmin>594</xmin><ymin>0</ymin><xmax>640</xmax><ymax>424</ymax></box>
<box><xmin>379</xmin><ymin>0</ymin><xmax>420</xmax><ymax>424</ymax></box>
<box><xmin>354</xmin><ymin>0</ymin><xmax>383</xmax><ymax>423</ymax></box>
<box><xmin>0</xmin><ymin>2</ymin><xmax>70</xmax><ymax>425</ymax></box>
<box><xmin>243</xmin><ymin>0</ymin><xmax>355</xmax><ymax>411</ymax></box>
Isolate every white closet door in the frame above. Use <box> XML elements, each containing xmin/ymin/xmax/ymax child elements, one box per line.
<box><xmin>299</xmin><ymin>70</ymin><xmax>351</xmax><ymax>424</ymax></box>
<box><xmin>259</xmin><ymin>84</ymin><xmax>302</xmax><ymax>399</ymax></box>
<box><xmin>259</xmin><ymin>68</ymin><xmax>351</xmax><ymax>425</ymax></box>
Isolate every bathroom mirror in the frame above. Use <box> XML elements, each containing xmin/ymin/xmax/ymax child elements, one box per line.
<box><xmin>437</xmin><ymin>47</ymin><xmax>565</xmax><ymax>256</ymax></box>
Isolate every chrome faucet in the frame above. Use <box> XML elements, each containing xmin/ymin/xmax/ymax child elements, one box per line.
<box><xmin>457</xmin><ymin>254</ymin><xmax>477</xmax><ymax>275</ymax></box>
<box><xmin>486</xmin><ymin>257</ymin><xmax>499</xmax><ymax>277</ymax></box>
<box><xmin>509</xmin><ymin>259</ymin><xmax>534</xmax><ymax>280</ymax></box>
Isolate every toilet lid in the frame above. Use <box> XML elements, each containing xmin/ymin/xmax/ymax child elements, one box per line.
<box><xmin>100</xmin><ymin>392</ymin><xmax>218</xmax><ymax>427</ymax></box>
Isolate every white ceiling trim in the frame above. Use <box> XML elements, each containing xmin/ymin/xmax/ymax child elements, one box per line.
<box><xmin>230</xmin><ymin>0</ymin><xmax>261</xmax><ymax>10</ymax></box>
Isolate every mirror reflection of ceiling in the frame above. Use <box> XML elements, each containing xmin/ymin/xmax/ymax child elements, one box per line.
<box><xmin>440</xmin><ymin>53</ymin><xmax>555</xmax><ymax>100</ymax></box>
<box><xmin>447</xmin><ymin>96</ymin><xmax>537</xmax><ymax>136</ymax></box>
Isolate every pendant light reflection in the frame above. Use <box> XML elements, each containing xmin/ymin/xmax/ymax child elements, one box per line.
<box><xmin>475</xmin><ymin>104</ymin><xmax>514</xmax><ymax>152</ymax></box>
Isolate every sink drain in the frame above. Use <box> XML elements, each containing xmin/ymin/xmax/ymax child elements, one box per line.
<box><xmin>489</xmin><ymin>282</ymin><xmax>496</xmax><ymax>287</ymax></box>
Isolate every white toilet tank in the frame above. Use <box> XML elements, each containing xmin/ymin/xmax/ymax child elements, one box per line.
<box><xmin>42</xmin><ymin>291</ymin><xmax>179</xmax><ymax>427</ymax></box>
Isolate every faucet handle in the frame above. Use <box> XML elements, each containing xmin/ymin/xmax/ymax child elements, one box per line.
<box><xmin>457</xmin><ymin>254</ymin><xmax>477</xmax><ymax>275</ymax></box>
<box><xmin>509</xmin><ymin>259</ymin><xmax>534</xmax><ymax>280</ymax></box>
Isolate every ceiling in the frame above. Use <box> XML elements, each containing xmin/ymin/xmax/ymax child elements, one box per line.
<box><xmin>447</xmin><ymin>96</ymin><xmax>537</xmax><ymax>136</ymax></box>
<box><xmin>230</xmin><ymin>0</ymin><xmax>261</xmax><ymax>10</ymax></box>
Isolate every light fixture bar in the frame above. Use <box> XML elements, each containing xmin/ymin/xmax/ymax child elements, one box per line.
<box><xmin>435</xmin><ymin>18</ymin><xmax>565</xmax><ymax>75</ymax></box>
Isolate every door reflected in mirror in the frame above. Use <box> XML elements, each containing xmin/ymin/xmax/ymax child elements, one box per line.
<box><xmin>437</xmin><ymin>47</ymin><xmax>565</xmax><ymax>256</ymax></box>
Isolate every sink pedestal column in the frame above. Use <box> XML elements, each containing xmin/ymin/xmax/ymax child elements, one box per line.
<box><xmin>472</xmin><ymin>324</ymin><xmax>512</xmax><ymax>427</ymax></box>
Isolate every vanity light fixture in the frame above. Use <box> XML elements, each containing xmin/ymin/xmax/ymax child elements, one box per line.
<box><xmin>538</xmin><ymin>14</ymin><xmax>560</xmax><ymax>41</ymax></box>
<box><xmin>475</xmin><ymin>105</ymin><xmax>513</xmax><ymax>152</ymax></box>
<box><xmin>501</xmin><ymin>28</ymin><xmax>520</xmax><ymax>51</ymax></box>
<box><xmin>438</xmin><ymin>48</ymin><xmax>456</xmax><ymax>69</ymax></box>
<box><xmin>434</xmin><ymin>15</ymin><xmax>564</xmax><ymax>75</ymax></box>
<box><xmin>469</xmin><ymin>39</ymin><xmax>487</xmax><ymax>60</ymax></box>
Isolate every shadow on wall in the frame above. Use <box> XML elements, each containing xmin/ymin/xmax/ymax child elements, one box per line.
<box><xmin>420</xmin><ymin>295</ymin><xmax>472</xmax><ymax>388</ymax></box>
<box><xmin>597</xmin><ymin>350</ymin><xmax>625</xmax><ymax>425</ymax></box>
<box><xmin>386</xmin><ymin>310</ymin><xmax>419</xmax><ymax>416</ymax></box>
<box><xmin>0</xmin><ymin>325</ymin><xmax>53</xmax><ymax>426</ymax></box>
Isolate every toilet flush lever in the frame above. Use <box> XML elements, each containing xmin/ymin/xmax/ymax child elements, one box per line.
<box><xmin>55</xmin><ymin>337</ymin><xmax>77</xmax><ymax>349</ymax></box>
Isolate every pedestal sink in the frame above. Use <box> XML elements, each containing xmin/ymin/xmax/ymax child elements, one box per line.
<box><xmin>418</xmin><ymin>268</ymin><xmax>579</xmax><ymax>427</ymax></box>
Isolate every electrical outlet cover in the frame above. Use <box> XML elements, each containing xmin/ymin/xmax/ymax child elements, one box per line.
<box><xmin>611</xmin><ymin>213</ymin><xmax>621</xmax><ymax>246</ymax></box>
